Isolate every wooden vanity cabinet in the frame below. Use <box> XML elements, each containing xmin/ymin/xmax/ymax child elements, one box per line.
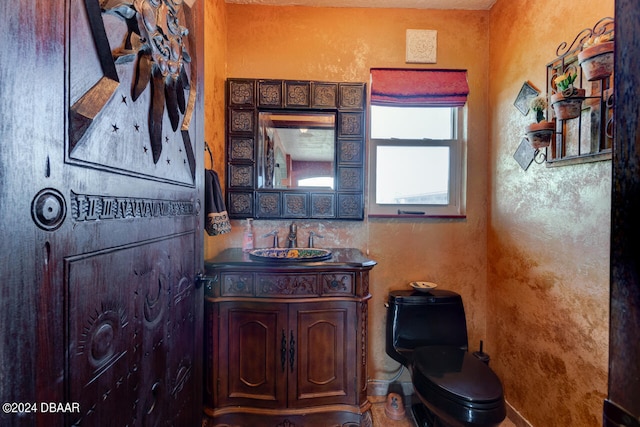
<box><xmin>217</xmin><ymin>300</ymin><xmax>356</xmax><ymax>409</ymax></box>
<box><xmin>204</xmin><ymin>248</ymin><xmax>376</xmax><ymax>427</ymax></box>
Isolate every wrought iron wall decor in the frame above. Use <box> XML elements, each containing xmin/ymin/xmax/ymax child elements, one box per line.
<box><xmin>543</xmin><ymin>17</ymin><xmax>614</xmax><ymax>166</ymax></box>
<box><xmin>68</xmin><ymin>0</ymin><xmax>198</xmax><ymax>185</ymax></box>
<box><xmin>225</xmin><ymin>79</ymin><xmax>366</xmax><ymax>220</ymax></box>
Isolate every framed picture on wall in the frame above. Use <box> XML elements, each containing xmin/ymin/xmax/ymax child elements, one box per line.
<box><xmin>513</xmin><ymin>137</ymin><xmax>536</xmax><ymax>171</ymax></box>
<box><xmin>514</xmin><ymin>81</ymin><xmax>539</xmax><ymax>116</ymax></box>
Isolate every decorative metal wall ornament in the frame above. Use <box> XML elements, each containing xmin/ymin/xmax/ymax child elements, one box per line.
<box><xmin>513</xmin><ymin>137</ymin><xmax>537</xmax><ymax>171</ymax></box>
<box><xmin>128</xmin><ymin>0</ymin><xmax>192</xmax><ymax>164</ymax></box>
<box><xmin>514</xmin><ymin>81</ymin><xmax>540</xmax><ymax>116</ymax></box>
<box><xmin>66</xmin><ymin>0</ymin><xmax>200</xmax><ymax>186</ymax></box>
<box><xmin>73</xmin><ymin>0</ymin><xmax>196</xmax><ymax>179</ymax></box>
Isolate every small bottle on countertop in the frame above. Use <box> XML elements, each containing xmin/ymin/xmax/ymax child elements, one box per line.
<box><xmin>242</xmin><ymin>218</ymin><xmax>254</xmax><ymax>252</ymax></box>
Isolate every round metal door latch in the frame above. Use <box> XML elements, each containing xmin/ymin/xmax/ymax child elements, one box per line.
<box><xmin>31</xmin><ymin>188</ymin><xmax>66</xmax><ymax>231</ymax></box>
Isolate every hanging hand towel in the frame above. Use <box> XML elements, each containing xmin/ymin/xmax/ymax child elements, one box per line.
<box><xmin>205</xmin><ymin>168</ymin><xmax>231</xmax><ymax>236</ymax></box>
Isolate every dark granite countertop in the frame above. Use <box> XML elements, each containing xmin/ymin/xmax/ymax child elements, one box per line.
<box><xmin>205</xmin><ymin>247</ymin><xmax>376</xmax><ymax>271</ymax></box>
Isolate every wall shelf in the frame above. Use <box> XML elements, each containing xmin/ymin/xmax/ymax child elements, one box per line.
<box><xmin>544</xmin><ymin>17</ymin><xmax>614</xmax><ymax>167</ymax></box>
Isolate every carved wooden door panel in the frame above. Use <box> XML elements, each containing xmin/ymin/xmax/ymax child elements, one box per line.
<box><xmin>66</xmin><ymin>236</ymin><xmax>201</xmax><ymax>426</ymax></box>
<box><xmin>217</xmin><ymin>302</ymin><xmax>288</xmax><ymax>409</ymax></box>
<box><xmin>288</xmin><ymin>301</ymin><xmax>357</xmax><ymax>408</ymax></box>
<box><xmin>0</xmin><ymin>1</ymin><xmax>204</xmax><ymax>426</ymax></box>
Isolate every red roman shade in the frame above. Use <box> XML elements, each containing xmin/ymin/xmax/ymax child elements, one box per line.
<box><xmin>370</xmin><ymin>68</ymin><xmax>470</xmax><ymax>107</ymax></box>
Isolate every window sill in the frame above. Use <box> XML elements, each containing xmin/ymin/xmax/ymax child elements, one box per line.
<box><xmin>368</xmin><ymin>213</ymin><xmax>467</xmax><ymax>219</ymax></box>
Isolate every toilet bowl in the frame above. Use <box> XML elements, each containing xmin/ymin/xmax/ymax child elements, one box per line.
<box><xmin>386</xmin><ymin>290</ymin><xmax>506</xmax><ymax>427</ymax></box>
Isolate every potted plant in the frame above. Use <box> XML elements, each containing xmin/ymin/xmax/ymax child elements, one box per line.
<box><xmin>550</xmin><ymin>71</ymin><xmax>585</xmax><ymax>120</ymax></box>
<box><xmin>578</xmin><ymin>34</ymin><xmax>614</xmax><ymax>81</ymax></box>
<box><xmin>525</xmin><ymin>95</ymin><xmax>555</xmax><ymax>149</ymax></box>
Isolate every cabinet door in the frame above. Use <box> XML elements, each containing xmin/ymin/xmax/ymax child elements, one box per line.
<box><xmin>218</xmin><ymin>302</ymin><xmax>288</xmax><ymax>409</ymax></box>
<box><xmin>288</xmin><ymin>301</ymin><xmax>357</xmax><ymax>407</ymax></box>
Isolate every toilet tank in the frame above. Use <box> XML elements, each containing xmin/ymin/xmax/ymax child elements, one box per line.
<box><xmin>386</xmin><ymin>290</ymin><xmax>469</xmax><ymax>364</ymax></box>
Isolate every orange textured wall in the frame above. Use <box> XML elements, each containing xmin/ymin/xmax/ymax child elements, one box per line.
<box><xmin>213</xmin><ymin>4</ymin><xmax>492</xmax><ymax>393</ymax></box>
<box><xmin>488</xmin><ymin>1</ymin><xmax>612</xmax><ymax>426</ymax></box>
<box><xmin>204</xmin><ymin>0</ymin><xmax>229</xmax><ymax>256</ymax></box>
<box><xmin>203</xmin><ymin>2</ymin><xmax>613</xmax><ymax>425</ymax></box>
<box><xmin>204</xmin><ymin>0</ymin><xmax>226</xmax><ymax>171</ymax></box>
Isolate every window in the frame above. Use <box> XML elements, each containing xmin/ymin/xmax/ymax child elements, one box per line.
<box><xmin>374</xmin><ymin>143</ymin><xmax>450</xmax><ymax>205</ymax></box>
<box><xmin>368</xmin><ymin>69</ymin><xmax>468</xmax><ymax>217</ymax></box>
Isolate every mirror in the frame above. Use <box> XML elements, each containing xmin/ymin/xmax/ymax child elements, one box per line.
<box><xmin>258</xmin><ymin>112</ymin><xmax>336</xmax><ymax>190</ymax></box>
<box><xmin>225</xmin><ymin>78</ymin><xmax>366</xmax><ymax>220</ymax></box>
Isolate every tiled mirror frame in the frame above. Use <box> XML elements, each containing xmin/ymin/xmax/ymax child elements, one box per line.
<box><xmin>225</xmin><ymin>79</ymin><xmax>367</xmax><ymax>220</ymax></box>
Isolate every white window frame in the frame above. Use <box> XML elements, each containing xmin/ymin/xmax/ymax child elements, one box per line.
<box><xmin>368</xmin><ymin>106</ymin><xmax>467</xmax><ymax>217</ymax></box>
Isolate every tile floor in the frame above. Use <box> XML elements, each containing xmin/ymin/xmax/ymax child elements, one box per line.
<box><xmin>369</xmin><ymin>395</ymin><xmax>516</xmax><ymax>427</ymax></box>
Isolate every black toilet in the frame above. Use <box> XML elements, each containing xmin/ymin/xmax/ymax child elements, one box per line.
<box><xmin>385</xmin><ymin>289</ymin><xmax>506</xmax><ymax>427</ymax></box>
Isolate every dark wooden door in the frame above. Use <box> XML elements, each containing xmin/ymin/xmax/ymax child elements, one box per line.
<box><xmin>606</xmin><ymin>1</ymin><xmax>640</xmax><ymax>425</ymax></box>
<box><xmin>218</xmin><ymin>302</ymin><xmax>288</xmax><ymax>409</ymax></box>
<box><xmin>0</xmin><ymin>1</ymin><xmax>204</xmax><ymax>426</ymax></box>
<box><xmin>289</xmin><ymin>301</ymin><xmax>357</xmax><ymax>408</ymax></box>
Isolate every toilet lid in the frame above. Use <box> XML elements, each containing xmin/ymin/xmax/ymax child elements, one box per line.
<box><xmin>412</xmin><ymin>346</ymin><xmax>504</xmax><ymax>405</ymax></box>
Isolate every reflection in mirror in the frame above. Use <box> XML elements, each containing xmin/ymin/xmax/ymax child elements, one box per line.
<box><xmin>258</xmin><ymin>112</ymin><xmax>336</xmax><ymax>189</ymax></box>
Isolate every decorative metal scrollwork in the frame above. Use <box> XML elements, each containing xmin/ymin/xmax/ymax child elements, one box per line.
<box><xmin>289</xmin><ymin>330</ymin><xmax>295</xmax><ymax>373</ymax></box>
<box><xmin>555</xmin><ymin>16</ymin><xmax>614</xmax><ymax>57</ymax></box>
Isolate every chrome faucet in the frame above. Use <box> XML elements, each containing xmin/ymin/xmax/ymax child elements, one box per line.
<box><xmin>287</xmin><ymin>223</ymin><xmax>298</xmax><ymax>248</ymax></box>
<box><xmin>263</xmin><ymin>230</ymin><xmax>279</xmax><ymax>248</ymax></box>
<box><xmin>308</xmin><ymin>231</ymin><xmax>324</xmax><ymax>248</ymax></box>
